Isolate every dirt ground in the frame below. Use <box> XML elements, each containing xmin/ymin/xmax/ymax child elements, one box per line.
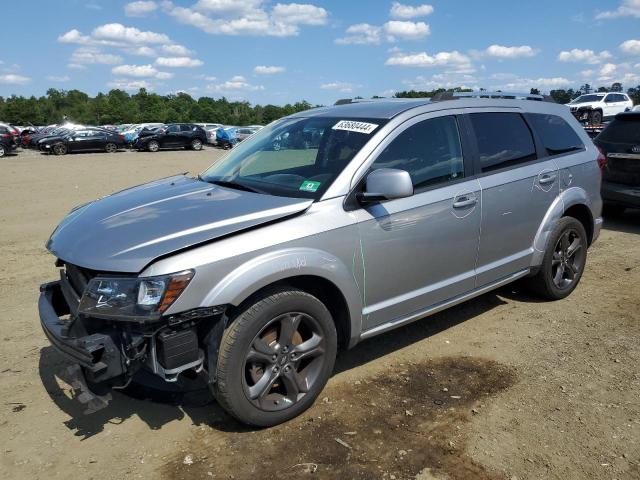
<box><xmin>0</xmin><ymin>147</ymin><xmax>638</xmax><ymax>480</ymax></box>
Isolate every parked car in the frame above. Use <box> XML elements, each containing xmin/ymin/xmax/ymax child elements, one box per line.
<box><xmin>123</xmin><ymin>123</ymin><xmax>165</xmax><ymax>145</ymax></box>
<box><xmin>235</xmin><ymin>127</ymin><xmax>259</xmax><ymax>142</ymax></box>
<box><xmin>215</xmin><ymin>126</ymin><xmax>237</xmax><ymax>149</ymax></box>
<box><xmin>29</xmin><ymin>127</ymin><xmax>75</xmax><ymax>148</ymax></box>
<box><xmin>0</xmin><ymin>125</ymin><xmax>19</xmax><ymax>157</ymax></box>
<box><xmin>205</xmin><ymin>126</ymin><xmax>220</xmax><ymax>145</ymax></box>
<box><xmin>566</xmin><ymin>92</ymin><xmax>633</xmax><ymax>125</ymax></box>
<box><xmin>40</xmin><ymin>128</ymin><xmax>125</xmax><ymax>155</ymax></box>
<box><xmin>133</xmin><ymin>123</ymin><xmax>207</xmax><ymax>152</ymax></box>
<box><xmin>39</xmin><ymin>94</ymin><xmax>602</xmax><ymax>427</ymax></box>
<box><xmin>593</xmin><ymin>111</ymin><xmax>640</xmax><ymax>213</ymax></box>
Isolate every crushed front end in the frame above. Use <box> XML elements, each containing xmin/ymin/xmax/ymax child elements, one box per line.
<box><xmin>39</xmin><ymin>261</ymin><xmax>225</xmax><ymax>405</ymax></box>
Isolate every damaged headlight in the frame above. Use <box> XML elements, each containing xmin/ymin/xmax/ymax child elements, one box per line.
<box><xmin>78</xmin><ymin>270</ymin><xmax>194</xmax><ymax>321</ymax></box>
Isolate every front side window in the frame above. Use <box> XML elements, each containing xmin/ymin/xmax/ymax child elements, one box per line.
<box><xmin>469</xmin><ymin>113</ymin><xmax>537</xmax><ymax>173</ymax></box>
<box><xmin>370</xmin><ymin>116</ymin><xmax>464</xmax><ymax>190</ymax></box>
<box><xmin>166</xmin><ymin>125</ymin><xmax>179</xmax><ymax>133</ymax></box>
<box><xmin>526</xmin><ymin>114</ymin><xmax>584</xmax><ymax>156</ymax></box>
<box><xmin>200</xmin><ymin>116</ymin><xmax>386</xmax><ymax>199</ymax></box>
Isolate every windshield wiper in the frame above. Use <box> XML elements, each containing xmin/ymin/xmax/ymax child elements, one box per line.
<box><xmin>202</xmin><ymin>177</ymin><xmax>263</xmax><ymax>194</ymax></box>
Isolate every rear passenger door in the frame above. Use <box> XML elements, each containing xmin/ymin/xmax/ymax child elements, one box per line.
<box><xmin>180</xmin><ymin>124</ymin><xmax>194</xmax><ymax>146</ymax></box>
<box><xmin>466</xmin><ymin>111</ymin><xmax>559</xmax><ymax>287</ymax></box>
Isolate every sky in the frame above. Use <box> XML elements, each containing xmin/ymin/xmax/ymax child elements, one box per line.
<box><xmin>0</xmin><ymin>0</ymin><xmax>639</xmax><ymax>105</ymax></box>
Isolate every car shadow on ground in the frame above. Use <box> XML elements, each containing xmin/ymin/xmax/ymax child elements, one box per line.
<box><xmin>38</xmin><ymin>291</ymin><xmax>508</xmax><ymax>438</ymax></box>
<box><xmin>602</xmin><ymin>208</ymin><xmax>640</xmax><ymax>235</ymax></box>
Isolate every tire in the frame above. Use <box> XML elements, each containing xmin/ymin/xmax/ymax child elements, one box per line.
<box><xmin>190</xmin><ymin>139</ymin><xmax>203</xmax><ymax>151</ymax></box>
<box><xmin>53</xmin><ymin>143</ymin><xmax>67</xmax><ymax>156</ymax></box>
<box><xmin>214</xmin><ymin>288</ymin><xmax>337</xmax><ymax>427</ymax></box>
<box><xmin>590</xmin><ymin>110</ymin><xmax>602</xmax><ymax>125</ymax></box>
<box><xmin>527</xmin><ymin>217</ymin><xmax>588</xmax><ymax>300</ymax></box>
<box><xmin>272</xmin><ymin>141</ymin><xmax>281</xmax><ymax>151</ymax></box>
<box><xmin>105</xmin><ymin>142</ymin><xmax>118</xmax><ymax>153</ymax></box>
<box><xmin>0</xmin><ymin>145</ymin><xmax>5</xmax><ymax>158</ymax></box>
<box><xmin>147</xmin><ymin>140</ymin><xmax>159</xmax><ymax>153</ymax></box>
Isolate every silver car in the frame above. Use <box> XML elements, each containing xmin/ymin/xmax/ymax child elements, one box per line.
<box><xmin>39</xmin><ymin>94</ymin><xmax>602</xmax><ymax>426</ymax></box>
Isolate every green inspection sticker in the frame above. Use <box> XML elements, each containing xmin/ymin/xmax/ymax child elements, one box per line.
<box><xmin>299</xmin><ymin>180</ymin><xmax>321</xmax><ymax>192</ymax></box>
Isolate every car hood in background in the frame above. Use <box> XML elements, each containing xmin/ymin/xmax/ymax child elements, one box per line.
<box><xmin>46</xmin><ymin>175</ymin><xmax>313</xmax><ymax>272</ymax></box>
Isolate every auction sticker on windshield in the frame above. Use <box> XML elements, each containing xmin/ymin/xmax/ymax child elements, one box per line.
<box><xmin>299</xmin><ymin>180</ymin><xmax>321</xmax><ymax>192</ymax></box>
<box><xmin>332</xmin><ymin>120</ymin><xmax>379</xmax><ymax>134</ymax></box>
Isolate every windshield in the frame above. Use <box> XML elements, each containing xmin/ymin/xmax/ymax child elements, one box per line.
<box><xmin>200</xmin><ymin>116</ymin><xmax>385</xmax><ymax>199</ymax></box>
<box><xmin>570</xmin><ymin>94</ymin><xmax>605</xmax><ymax>104</ymax></box>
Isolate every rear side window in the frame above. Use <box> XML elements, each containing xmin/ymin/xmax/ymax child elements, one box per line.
<box><xmin>597</xmin><ymin>117</ymin><xmax>640</xmax><ymax>143</ymax></box>
<box><xmin>526</xmin><ymin>114</ymin><xmax>584</xmax><ymax>156</ymax></box>
<box><xmin>180</xmin><ymin>125</ymin><xmax>193</xmax><ymax>132</ymax></box>
<box><xmin>469</xmin><ymin>113</ymin><xmax>537</xmax><ymax>172</ymax></box>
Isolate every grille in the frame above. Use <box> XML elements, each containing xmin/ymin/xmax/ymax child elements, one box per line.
<box><xmin>64</xmin><ymin>263</ymin><xmax>97</xmax><ymax>297</ymax></box>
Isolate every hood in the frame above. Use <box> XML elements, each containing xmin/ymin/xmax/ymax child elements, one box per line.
<box><xmin>47</xmin><ymin>175</ymin><xmax>313</xmax><ymax>272</ymax></box>
<box><xmin>567</xmin><ymin>102</ymin><xmax>596</xmax><ymax>108</ymax></box>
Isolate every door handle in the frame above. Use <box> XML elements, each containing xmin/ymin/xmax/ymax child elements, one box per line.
<box><xmin>453</xmin><ymin>196</ymin><xmax>477</xmax><ymax>208</ymax></box>
<box><xmin>538</xmin><ymin>174</ymin><xmax>557</xmax><ymax>185</ymax></box>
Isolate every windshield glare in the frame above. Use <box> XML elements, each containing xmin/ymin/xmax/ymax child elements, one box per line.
<box><xmin>570</xmin><ymin>94</ymin><xmax>605</xmax><ymax>104</ymax></box>
<box><xmin>200</xmin><ymin>116</ymin><xmax>385</xmax><ymax>199</ymax></box>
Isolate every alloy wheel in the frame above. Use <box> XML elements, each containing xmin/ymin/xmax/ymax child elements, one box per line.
<box><xmin>148</xmin><ymin>141</ymin><xmax>159</xmax><ymax>152</ymax></box>
<box><xmin>0</xmin><ymin>145</ymin><xmax>5</xmax><ymax>157</ymax></box>
<box><xmin>54</xmin><ymin>144</ymin><xmax>67</xmax><ymax>155</ymax></box>
<box><xmin>551</xmin><ymin>228</ymin><xmax>585</xmax><ymax>289</ymax></box>
<box><xmin>105</xmin><ymin>143</ymin><xmax>117</xmax><ymax>153</ymax></box>
<box><xmin>192</xmin><ymin>140</ymin><xmax>202</xmax><ymax>150</ymax></box>
<box><xmin>243</xmin><ymin>312</ymin><xmax>326</xmax><ymax>412</ymax></box>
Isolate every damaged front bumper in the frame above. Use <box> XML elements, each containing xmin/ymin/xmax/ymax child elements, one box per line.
<box><xmin>39</xmin><ymin>280</ymin><xmax>225</xmax><ymax>404</ymax></box>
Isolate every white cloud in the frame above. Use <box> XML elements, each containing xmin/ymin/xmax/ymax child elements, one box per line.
<box><xmin>385</xmin><ymin>50</ymin><xmax>474</xmax><ymax>73</ymax></box>
<box><xmin>125</xmin><ymin>1</ymin><xmax>158</xmax><ymax>17</ymax></box>
<box><xmin>254</xmin><ymin>65</ymin><xmax>286</xmax><ymax>74</ymax></box>
<box><xmin>112</xmin><ymin>64</ymin><xmax>173</xmax><ymax>79</ymax></box>
<box><xmin>595</xmin><ymin>0</ymin><xmax>640</xmax><ymax>19</ymax></box>
<box><xmin>70</xmin><ymin>47</ymin><xmax>123</xmax><ymax>65</ymax></box>
<box><xmin>0</xmin><ymin>74</ymin><xmax>30</xmax><ymax>85</ymax></box>
<box><xmin>320</xmin><ymin>81</ymin><xmax>360</xmax><ymax>93</ymax></box>
<box><xmin>402</xmin><ymin>73</ymin><xmax>479</xmax><ymax>91</ymax></box>
<box><xmin>337</xmin><ymin>20</ymin><xmax>429</xmax><ymax>44</ymax></box>
<box><xmin>58</xmin><ymin>29</ymin><xmax>91</xmax><ymax>44</ymax></box>
<box><xmin>484</xmin><ymin>44</ymin><xmax>538</xmax><ymax>59</ymax></box>
<box><xmin>46</xmin><ymin>75</ymin><xmax>70</xmax><ymax>82</ymax></box>
<box><xmin>206</xmin><ymin>75</ymin><xmax>264</xmax><ymax>92</ymax></box>
<box><xmin>126</xmin><ymin>46</ymin><xmax>157</xmax><ymax>57</ymax></box>
<box><xmin>492</xmin><ymin>76</ymin><xmax>572</xmax><ymax>92</ymax></box>
<box><xmin>383</xmin><ymin>21</ymin><xmax>430</xmax><ymax>41</ymax></box>
<box><xmin>92</xmin><ymin>23</ymin><xmax>170</xmax><ymax>44</ymax></box>
<box><xmin>108</xmin><ymin>79</ymin><xmax>155</xmax><ymax>91</ymax></box>
<box><xmin>594</xmin><ymin>62</ymin><xmax>640</xmax><ymax>84</ymax></box>
<box><xmin>620</xmin><ymin>39</ymin><xmax>640</xmax><ymax>56</ymax></box>
<box><xmin>155</xmin><ymin>56</ymin><xmax>203</xmax><ymax>67</ymax></box>
<box><xmin>271</xmin><ymin>3</ymin><xmax>328</xmax><ymax>26</ymax></box>
<box><xmin>389</xmin><ymin>2</ymin><xmax>433</xmax><ymax>19</ymax></box>
<box><xmin>557</xmin><ymin>48</ymin><xmax>612</xmax><ymax>64</ymax></box>
<box><xmin>335</xmin><ymin>23</ymin><xmax>381</xmax><ymax>45</ymax></box>
<box><xmin>160</xmin><ymin>44</ymin><xmax>194</xmax><ymax>56</ymax></box>
<box><xmin>163</xmin><ymin>0</ymin><xmax>327</xmax><ymax>37</ymax></box>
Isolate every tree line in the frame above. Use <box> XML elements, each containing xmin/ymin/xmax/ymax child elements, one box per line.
<box><xmin>0</xmin><ymin>88</ymin><xmax>315</xmax><ymax>126</ymax></box>
<box><xmin>394</xmin><ymin>82</ymin><xmax>640</xmax><ymax>105</ymax></box>
<box><xmin>2</xmin><ymin>82</ymin><xmax>639</xmax><ymax>127</ymax></box>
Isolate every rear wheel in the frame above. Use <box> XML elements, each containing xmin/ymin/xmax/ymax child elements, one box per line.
<box><xmin>53</xmin><ymin>143</ymin><xmax>67</xmax><ymax>156</ymax></box>
<box><xmin>147</xmin><ymin>140</ymin><xmax>159</xmax><ymax>152</ymax></box>
<box><xmin>190</xmin><ymin>139</ymin><xmax>203</xmax><ymax>151</ymax></box>
<box><xmin>528</xmin><ymin>217</ymin><xmax>588</xmax><ymax>300</ymax></box>
<box><xmin>214</xmin><ymin>288</ymin><xmax>337</xmax><ymax>427</ymax></box>
<box><xmin>105</xmin><ymin>142</ymin><xmax>117</xmax><ymax>153</ymax></box>
<box><xmin>590</xmin><ymin>110</ymin><xmax>602</xmax><ymax>125</ymax></box>
<box><xmin>0</xmin><ymin>145</ymin><xmax>5</xmax><ymax>158</ymax></box>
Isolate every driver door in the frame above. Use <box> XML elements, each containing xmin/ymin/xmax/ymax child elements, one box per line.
<box><xmin>162</xmin><ymin>125</ymin><xmax>181</xmax><ymax>147</ymax></box>
<box><xmin>354</xmin><ymin>114</ymin><xmax>481</xmax><ymax>330</ymax></box>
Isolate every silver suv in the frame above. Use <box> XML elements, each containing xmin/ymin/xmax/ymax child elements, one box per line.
<box><xmin>39</xmin><ymin>93</ymin><xmax>603</xmax><ymax>426</ymax></box>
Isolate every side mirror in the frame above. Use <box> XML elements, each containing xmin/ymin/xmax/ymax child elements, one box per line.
<box><xmin>358</xmin><ymin>168</ymin><xmax>413</xmax><ymax>203</ymax></box>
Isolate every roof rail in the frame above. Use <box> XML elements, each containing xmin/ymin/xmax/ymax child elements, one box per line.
<box><xmin>432</xmin><ymin>91</ymin><xmax>556</xmax><ymax>103</ymax></box>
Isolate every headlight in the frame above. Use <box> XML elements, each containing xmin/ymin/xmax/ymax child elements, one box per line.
<box><xmin>78</xmin><ymin>270</ymin><xmax>194</xmax><ymax>321</ymax></box>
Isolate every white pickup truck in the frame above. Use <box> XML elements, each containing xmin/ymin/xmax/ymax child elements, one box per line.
<box><xmin>566</xmin><ymin>92</ymin><xmax>633</xmax><ymax>125</ymax></box>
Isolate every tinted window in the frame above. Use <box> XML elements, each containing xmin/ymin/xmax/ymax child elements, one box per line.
<box><xmin>180</xmin><ymin>125</ymin><xmax>193</xmax><ymax>132</ymax></box>
<box><xmin>597</xmin><ymin>117</ymin><xmax>640</xmax><ymax>143</ymax></box>
<box><xmin>166</xmin><ymin>125</ymin><xmax>180</xmax><ymax>133</ymax></box>
<box><xmin>469</xmin><ymin>113</ymin><xmax>537</xmax><ymax>172</ymax></box>
<box><xmin>527</xmin><ymin>114</ymin><xmax>584</xmax><ymax>156</ymax></box>
<box><xmin>371</xmin><ymin>116</ymin><xmax>464</xmax><ymax>190</ymax></box>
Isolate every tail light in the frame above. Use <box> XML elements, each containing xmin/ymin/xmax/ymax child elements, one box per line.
<box><xmin>596</xmin><ymin>145</ymin><xmax>607</xmax><ymax>171</ymax></box>
<box><xmin>119</xmin><ymin>134</ymin><xmax>125</xmax><ymax>141</ymax></box>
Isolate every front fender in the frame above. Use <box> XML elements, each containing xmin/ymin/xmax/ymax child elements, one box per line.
<box><xmin>530</xmin><ymin>187</ymin><xmax>594</xmax><ymax>267</ymax></box>
<box><xmin>202</xmin><ymin>247</ymin><xmax>363</xmax><ymax>346</ymax></box>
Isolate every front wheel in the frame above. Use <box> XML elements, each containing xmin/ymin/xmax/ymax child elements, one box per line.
<box><xmin>190</xmin><ymin>139</ymin><xmax>203</xmax><ymax>151</ymax></box>
<box><xmin>53</xmin><ymin>143</ymin><xmax>67</xmax><ymax>156</ymax></box>
<box><xmin>214</xmin><ymin>288</ymin><xmax>337</xmax><ymax>427</ymax></box>
<box><xmin>590</xmin><ymin>110</ymin><xmax>602</xmax><ymax>125</ymax></box>
<box><xmin>105</xmin><ymin>142</ymin><xmax>118</xmax><ymax>153</ymax></box>
<box><xmin>527</xmin><ymin>217</ymin><xmax>588</xmax><ymax>300</ymax></box>
<box><xmin>0</xmin><ymin>145</ymin><xmax>5</xmax><ymax>158</ymax></box>
<box><xmin>147</xmin><ymin>140</ymin><xmax>160</xmax><ymax>152</ymax></box>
